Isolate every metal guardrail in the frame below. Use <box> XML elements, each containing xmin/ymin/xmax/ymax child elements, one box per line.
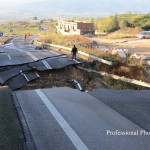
<box><xmin>101</xmin><ymin>72</ymin><xmax>150</xmax><ymax>88</ymax></box>
<box><xmin>36</xmin><ymin>41</ymin><xmax>150</xmax><ymax>88</ymax></box>
<box><xmin>37</xmin><ymin>42</ymin><xmax>113</xmax><ymax>66</ymax></box>
<box><xmin>78</xmin><ymin>67</ymin><xmax>150</xmax><ymax>88</ymax></box>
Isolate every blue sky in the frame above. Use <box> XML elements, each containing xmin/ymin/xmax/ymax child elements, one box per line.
<box><xmin>0</xmin><ymin>0</ymin><xmax>150</xmax><ymax>20</ymax></box>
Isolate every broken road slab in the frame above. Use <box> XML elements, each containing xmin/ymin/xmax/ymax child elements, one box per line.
<box><xmin>28</xmin><ymin>56</ymin><xmax>78</xmax><ymax>71</ymax></box>
<box><xmin>9</xmin><ymin>72</ymin><xmax>40</xmax><ymax>90</ymax></box>
<box><xmin>0</xmin><ymin>65</ymin><xmax>32</xmax><ymax>84</ymax></box>
<box><xmin>14</xmin><ymin>87</ymin><xmax>150</xmax><ymax>150</ymax></box>
<box><xmin>0</xmin><ymin>51</ymin><xmax>62</xmax><ymax>67</ymax></box>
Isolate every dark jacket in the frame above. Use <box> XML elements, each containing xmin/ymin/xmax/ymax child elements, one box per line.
<box><xmin>72</xmin><ymin>46</ymin><xmax>77</xmax><ymax>55</ymax></box>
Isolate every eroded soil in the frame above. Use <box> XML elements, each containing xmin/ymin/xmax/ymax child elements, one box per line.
<box><xmin>21</xmin><ymin>66</ymin><xmax>109</xmax><ymax>91</ymax></box>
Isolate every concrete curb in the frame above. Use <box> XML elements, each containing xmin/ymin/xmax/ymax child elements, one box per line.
<box><xmin>78</xmin><ymin>67</ymin><xmax>150</xmax><ymax>88</ymax></box>
<box><xmin>13</xmin><ymin>92</ymin><xmax>37</xmax><ymax>150</ymax></box>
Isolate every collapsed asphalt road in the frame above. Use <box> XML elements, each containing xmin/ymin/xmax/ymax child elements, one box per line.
<box><xmin>1</xmin><ymin>36</ymin><xmax>150</xmax><ymax>150</ymax></box>
<box><xmin>0</xmin><ymin>36</ymin><xmax>108</xmax><ymax>91</ymax></box>
<box><xmin>0</xmin><ymin>36</ymin><xmax>82</xmax><ymax>90</ymax></box>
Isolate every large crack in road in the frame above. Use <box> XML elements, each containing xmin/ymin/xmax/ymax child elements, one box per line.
<box><xmin>1</xmin><ymin>36</ymin><xmax>150</xmax><ymax>150</ymax></box>
<box><xmin>20</xmin><ymin>66</ymin><xmax>108</xmax><ymax>91</ymax></box>
<box><xmin>0</xmin><ymin>36</ymin><xmax>108</xmax><ymax>91</ymax></box>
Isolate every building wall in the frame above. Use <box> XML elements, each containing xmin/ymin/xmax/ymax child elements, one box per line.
<box><xmin>56</xmin><ymin>21</ymin><xmax>95</xmax><ymax>35</ymax></box>
<box><xmin>77</xmin><ymin>22</ymin><xmax>94</xmax><ymax>30</ymax></box>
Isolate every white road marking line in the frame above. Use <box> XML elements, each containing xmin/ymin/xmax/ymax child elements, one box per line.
<box><xmin>41</xmin><ymin>60</ymin><xmax>49</xmax><ymax>69</ymax></box>
<box><xmin>11</xmin><ymin>45</ymin><xmax>22</xmax><ymax>51</ymax></box>
<box><xmin>25</xmin><ymin>51</ymin><xmax>38</xmax><ymax>61</ymax></box>
<box><xmin>0</xmin><ymin>43</ymin><xmax>13</xmax><ymax>47</ymax></box>
<box><xmin>62</xmin><ymin>55</ymin><xmax>67</xmax><ymax>58</ymax></box>
<box><xmin>0</xmin><ymin>43</ymin><xmax>16</xmax><ymax>50</ymax></box>
<box><xmin>35</xmin><ymin>72</ymin><xmax>40</xmax><ymax>78</ymax></box>
<box><xmin>5</xmin><ymin>43</ymin><xmax>13</xmax><ymax>46</ymax></box>
<box><xmin>12</xmin><ymin>42</ymin><xmax>39</xmax><ymax>60</ymax></box>
<box><xmin>10</xmin><ymin>41</ymin><xmax>54</xmax><ymax>70</ymax></box>
<box><xmin>7</xmin><ymin>55</ymin><xmax>11</xmax><ymax>60</ymax></box>
<box><xmin>12</xmin><ymin>45</ymin><xmax>18</xmax><ymax>49</ymax></box>
<box><xmin>23</xmin><ymin>74</ymin><xmax>29</xmax><ymax>82</ymax></box>
<box><xmin>73</xmin><ymin>59</ymin><xmax>81</xmax><ymax>64</ymax></box>
<box><xmin>25</xmin><ymin>52</ymin><xmax>52</xmax><ymax>70</ymax></box>
<box><xmin>35</xmin><ymin>89</ymin><xmax>89</xmax><ymax>150</ymax></box>
<box><xmin>21</xmin><ymin>73</ymin><xmax>29</xmax><ymax>82</ymax></box>
<box><xmin>50</xmin><ymin>51</ymin><xmax>60</xmax><ymax>55</ymax></box>
<box><xmin>12</xmin><ymin>44</ymin><xmax>38</xmax><ymax>61</ymax></box>
<box><xmin>42</xmin><ymin>60</ymin><xmax>52</xmax><ymax>69</ymax></box>
<box><xmin>45</xmin><ymin>61</ymin><xmax>52</xmax><ymax>69</ymax></box>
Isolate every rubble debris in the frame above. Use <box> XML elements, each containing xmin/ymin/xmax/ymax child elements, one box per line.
<box><xmin>69</xmin><ymin>79</ymin><xmax>83</xmax><ymax>91</ymax></box>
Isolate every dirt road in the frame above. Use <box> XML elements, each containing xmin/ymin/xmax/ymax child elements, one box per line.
<box><xmin>91</xmin><ymin>37</ymin><xmax>150</xmax><ymax>56</ymax></box>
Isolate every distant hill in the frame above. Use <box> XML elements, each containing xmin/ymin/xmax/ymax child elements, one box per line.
<box><xmin>0</xmin><ymin>0</ymin><xmax>149</xmax><ymax>20</ymax></box>
<box><xmin>23</xmin><ymin>0</ymin><xmax>150</xmax><ymax>17</ymax></box>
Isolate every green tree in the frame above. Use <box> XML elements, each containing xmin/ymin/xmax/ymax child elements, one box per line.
<box><xmin>33</xmin><ymin>17</ymin><xmax>38</xmax><ymax>20</ymax></box>
<box><xmin>105</xmin><ymin>15</ymin><xmax>119</xmax><ymax>32</ymax></box>
<box><xmin>142</xmin><ymin>25</ymin><xmax>150</xmax><ymax>31</ymax></box>
<box><xmin>119</xmin><ymin>20</ymin><xmax>130</xmax><ymax>29</ymax></box>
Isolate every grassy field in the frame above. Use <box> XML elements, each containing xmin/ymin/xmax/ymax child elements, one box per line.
<box><xmin>0</xmin><ymin>20</ymin><xmax>56</xmax><ymax>36</ymax></box>
<box><xmin>97</xmin><ymin>28</ymin><xmax>142</xmax><ymax>39</ymax></box>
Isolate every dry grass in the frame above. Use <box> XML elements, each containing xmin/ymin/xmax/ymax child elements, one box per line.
<box><xmin>38</xmin><ymin>34</ymin><xmax>90</xmax><ymax>46</ymax></box>
<box><xmin>106</xmin><ymin>28</ymin><xmax>142</xmax><ymax>39</ymax></box>
<box><xmin>38</xmin><ymin>34</ymin><xmax>116</xmax><ymax>61</ymax></box>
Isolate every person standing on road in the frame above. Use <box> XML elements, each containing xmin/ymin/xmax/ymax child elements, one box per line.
<box><xmin>26</xmin><ymin>33</ymin><xmax>30</xmax><ymax>40</ymax></box>
<box><xmin>25</xmin><ymin>33</ymin><xmax>27</xmax><ymax>39</ymax></box>
<box><xmin>71</xmin><ymin>45</ymin><xmax>78</xmax><ymax>60</ymax></box>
